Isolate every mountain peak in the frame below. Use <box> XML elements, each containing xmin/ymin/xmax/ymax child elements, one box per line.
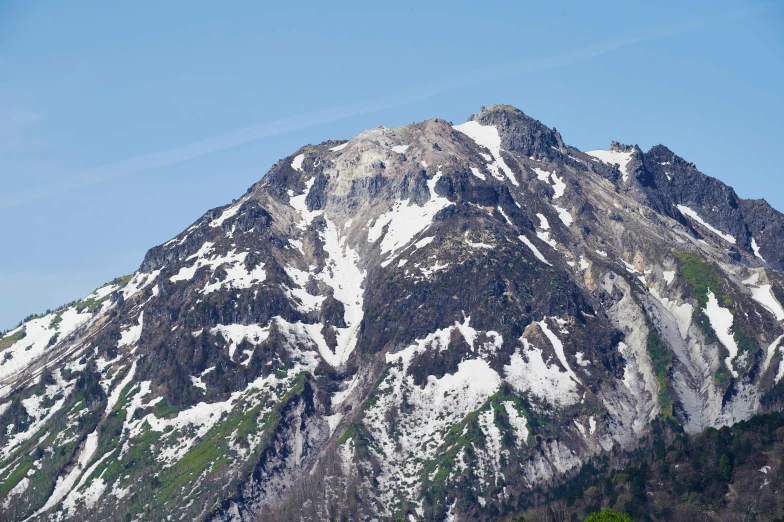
<box><xmin>3</xmin><ymin>104</ymin><xmax>784</xmax><ymax>522</ymax></box>
<box><xmin>467</xmin><ymin>104</ymin><xmax>566</xmax><ymax>158</ymax></box>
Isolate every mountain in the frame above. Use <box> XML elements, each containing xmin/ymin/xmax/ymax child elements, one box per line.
<box><xmin>2</xmin><ymin>105</ymin><xmax>784</xmax><ymax>522</ymax></box>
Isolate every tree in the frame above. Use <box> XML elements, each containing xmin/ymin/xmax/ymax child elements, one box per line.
<box><xmin>584</xmin><ymin>508</ymin><xmax>634</xmax><ymax>522</ymax></box>
<box><xmin>718</xmin><ymin>453</ymin><xmax>732</xmax><ymax>482</ymax></box>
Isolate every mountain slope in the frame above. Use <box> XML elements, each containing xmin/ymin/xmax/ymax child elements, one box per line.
<box><xmin>2</xmin><ymin>105</ymin><xmax>784</xmax><ymax>521</ymax></box>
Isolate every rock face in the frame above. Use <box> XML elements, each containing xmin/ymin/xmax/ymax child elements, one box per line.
<box><xmin>2</xmin><ymin>105</ymin><xmax>784</xmax><ymax>521</ymax></box>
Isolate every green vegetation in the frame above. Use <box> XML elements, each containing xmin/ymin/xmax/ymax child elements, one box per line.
<box><xmin>0</xmin><ymin>328</ymin><xmax>26</xmax><ymax>352</ymax></box>
<box><xmin>153</xmin><ymin>398</ymin><xmax>182</xmax><ymax>419</ymax></box>
<box><xmin>49</xmin><ymin>312</ymin><xmax>63</xmax><ymax>329</ymax></box>
<box><xmin>74</xmin><ymin>276</ymin><xmax>132</xmax><ymax>313</ymax></box>
<box><xmin>675</xmin><ymin>250</ymin><xmax>761</xmax><ymax>381</ymax></box>
<box><xmin>673</xmin><ymin>250</ymin><xmax>726</xmax><ymax>307</ymax></box>
<box><xmin>514</xmin><ymin>413</ymin><xmax>784</xmax><ymax>521</ymax></box>
<box><xmin>422</xmin><ymin>408</ymin><xmax>485</xmax><ymax>484</ymax></box>
<box><xmin>731</xmin><ymin>326</ymin><xmax>759</xmax><ymax>375</ymax></box>
<box><xmin>585</xmin><ymin>509</ymin><xmax>634</xmax><ymax>522</ymax></box>
<box><xmin>156</xmin><ymin>373</ymin><xmax>306</xmax><ymax>506</ymax></box>
<box><xmin>646</xmin><ymin>328</ymin><xmax>674</xmax><ymax>418</ymax></box>
<box><xmin>416</xmin><ymin>386</ymin><xmax>559</xmax><ymax>520</ymax></box>
<box><xmin>0</xmin><ymin>367</ymin><xmax>109</xmax><ymax>520</ymax></box>
<box><xmin>75</xmin><ymin>293</ymin><xmax>111</xmax><ymax>313</ymax></box>
<box><xmin>113</xmin><ymin>274</ymin><xmax>133</xmax><ymax>287</ymax></box>
<box><xmin>69</xmin><ymin>373</ymin><xmax>309</xmax><ymax>521</ymax></box>
<box><xmin>713</xmin><ymin>366</ymin><xmax>731</xmax><ymax>388</ymax></box>
<box><xmin>338</xmin><ymin>422</ymin><xmax>359</xmax><ymax>445</ymax></box>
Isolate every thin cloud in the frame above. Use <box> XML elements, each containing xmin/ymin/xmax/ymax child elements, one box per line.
<box><xmin>0</xmin><ymin>91</ymin><xmax>440</xmax><ymax>208</ymax></box>
<box><xmin>10</xmin><ymin>109</ymin><xmax>42</xmax><ymax>126</ymax></box>
<box><xmin>0</xmin><ymin>2</ymin><xmax>769</xmax><ymax>209</ymax></box>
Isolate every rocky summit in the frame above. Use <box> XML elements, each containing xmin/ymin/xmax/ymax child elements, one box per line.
<box><xmin>2</xmin><ymin>105</ymin><xmax>784</xmax><ymax>521</ymax></box>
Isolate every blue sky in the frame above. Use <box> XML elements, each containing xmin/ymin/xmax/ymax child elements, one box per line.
<box><xmin>0</xmin><ymin>0</ymin><xmax>782</xmax><ymax>331</ymax></box>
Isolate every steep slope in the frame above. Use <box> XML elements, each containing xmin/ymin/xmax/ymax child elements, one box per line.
<box><xmin>1</xmin><ymin>105</ymin><xmax>784</xmax><ymax>521</ymax></box>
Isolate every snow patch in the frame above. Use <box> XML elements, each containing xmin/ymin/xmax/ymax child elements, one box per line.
<box><xmin>368</xmin><ymin>173</ymin><xmax>452</xmax><ymax>264</ymax></box>
<box><xmin>705</xmin><ymin>290</ymin><xmax>740</xmax><ymax>377</ymax></box>
<box><xmin>535</xmin><ymin>214</ymin><xmax>558</xmax><ymax>249</ymax></box>
<box><xmin>106</xmin><ymin>362</ymin><xmax>137</xmax><ymax>413</ymax></box>
<box><xmin>497</xmin><ymin>206</ymin><xmax>513</xmax><ymax>226</ymax></box>
<box><xmin>118</xmin><ymin>313</ymin><xmax>144</xmax><ymax>349</ymax></box>
<box><xmin>676</xmin><ymin>205</ymin><xmax>736</xmax><ymax>244</ymax></box>
<box><xmin>585</xmin><ymin>149</ymin><xmax>633</xmax><ymax>182</ymax></box>
<box><xmin>504</xmin><ymin>338</ymin><xmax>580</xmax><ymax>407</ymax></box>
<box><xmin>414</xmin><ymin>236</ymin><xmax>434</xmax><ymax>250</ymax></box>
<box><xmin>550</xmin><ymin>173</ymin><xmax>566</xmax><ymax>199</ymax></box>
<box><xmin>502</xmin><ymin>401</ymin><xmax>528</xmax><ymax>446</ymax></box>
<box><xmin>291</xmin><ymin>153</ymin><xmax>305</xmax><ymax>171</ymax></box>
<box><xmin>465</xmin><ymin>235</ymin><xmax>494</xmax><ymax>249</ymax></box>
<box><xmin>575</xmin><ymin>352</ymin><xmax>591</xmax><ymax>367</ymax></box>
<box><xmin>762</xmin><ymin>334</ymin><xmax>784</xmax><ymax>375</ymax></box>
<box><xmin>122</xmin><ymin>270</ymin><xmax>161</xmax><ymax>300</ymax></box>
<box><xmin>751</xmin><ymin>238</ymin><xmax>765</xmax><ymax>262</ymax></box>
<box><xmin>2</xmin><ymin>477</ymin><xmax>29</xmax><ymax>508</ymax></box>
<box><xmin>538</xmin><ymin>320</ymin><xmax>581</xmax><ymax>385</ymax></box>
<box><xmin>210</xmin><ymin>323</ymin><xmax>271</xmax><ymax>360</ymax></box>
<box><xmin>519</xmin><ymin>235</ymin><xmax>551</xmax><ymax>266</ymax></box>
<box><xmin>315</xmin><ymin>219</ymin><xmax>366</xmax><ymax>366</ymax></box>
<box><xmin>454</xmin><ymin>121</ymin><xmax>519</xmax><ymax>186</ymax></box>
<box><xmin>747</xmin><ymin>284</ymin><xmax>784</xmax><ymax>321</ymax></box>
<box><xmin>209</xmin><ymin>202</ymin><xmax>242</xmax><ymax>228</ymax></box>
<box><xmin>0</xmin><ymin>306</ymin><xmax>93</xmax><ymax>385</ymax></box>
<box><xmin>36</xmin><ymin>430</ymin><xmax>100</xmax><ymax>516</ymax></box>
<box><xmin>649</xmin><ymin>288</ymin><xmax>693</xmax><ymax>339</ymax></box>
<box><xmin>170</xmin><ymin>246</ymin><xmax>266</xmax><ymax>294</ymax></box>
<box><xmin>290</xmin><ymin>177</ymin><xmax>324</xmax><ymax>230</ymax></box>
<box><xmin>533</xmin><ymin>168</ymin><xmax>565</xmax><ymax>198</ymax></box>
<box><xmin>553</xmin><ymin>205</ymin><xmax>573</xmax><ymax>226</ymax></box>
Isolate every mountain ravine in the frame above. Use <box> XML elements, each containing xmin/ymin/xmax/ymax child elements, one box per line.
<box><xmin>2</xmin><ymin>105</ymin><xmax>784</xmax><ymax>522</ymax></box>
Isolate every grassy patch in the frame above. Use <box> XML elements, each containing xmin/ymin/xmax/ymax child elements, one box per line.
<box><xmin>75</xmin><ymin>294</ymin><xmax>110</xmax><ymax>313</ymax></box>
<box><xmin>673</xmin><ymin>250</ymin><xmax>728</xmax><ymax>307</ymax></box>
<box><xmin>732</xmin><ymin>326</ymin><xmax>759</xmax><ymax>372</ymax></box>
<box><xmin>113</xmin><ymin>274</ymin><xmax>133</xmax><ymax>287</ymax></box>
<box><xmin>49</xmin><ymin>313</ymin><xmax>63</xmax><ymax>330</ymax></box>
<box><xmin>75</xmin><ymin>279</ymin><xmax>129</xmax><ymax>313</ymax></box>
<box><xmin>421</xmin><ymin>408</ymin><xmax>485</xmax><ymax>484</ymax></box>
<box><xmin>156</xmin><ymin>373</ymin><xmax>306</xmax><ymax>506</ymax></box>
<box><xmin>714</xmin><ymin>366</ymin><xmax>731</xmax><ymax>388</ymax></box>
<box><xmin>0</xmin><ymin>455</ymin><xmax>35</xmax><ymax>496</ymax></box>
<box><xmin>647</xmin><ymin>328</ymin><xmax>674</xmax><ymax>418</ymax></box>
<box><xmin>338</xmin><ymin>423</ymin><xmax>359</xmax><ymax>445</ymax></box>
<box><xmin>154</xmin><ymin>398</ymin><xmax>182</xmax><ymax>419</ymax></box>
<box><xmin>0</xmin><ymin>328</ymin><xmax>26</xmax><ymax>352</ymax></box>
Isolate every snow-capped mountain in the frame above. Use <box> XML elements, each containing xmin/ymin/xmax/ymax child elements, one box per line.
<box><xmin>2</xmin><ymin>105</ymin><xmax>784</xmax><ymax>521</ymax></box>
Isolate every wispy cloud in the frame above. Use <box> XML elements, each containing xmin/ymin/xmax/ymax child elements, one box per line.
<box><xmin>0</xmin><ymin>2</ymin><xmax>770</xmax><ymax>209</ymax></box>
<box><xmin>0</xmin><ymin>91</ymin><xmax>439</xmax><ymax>208</ymax></box>
<box><xmin>5</xmin><ymin>137</ymin><xmax>49</xmax><ymax>151</ymax></box>
<box><xmin>10</xmin><ymin>109</ymin><xmax>42</xmax><ymax>126</ymax></box>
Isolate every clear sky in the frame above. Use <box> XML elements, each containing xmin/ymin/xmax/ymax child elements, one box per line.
<box><xmin>0</xmin><ymin>0</ymin><xmax>782</xmax><ymax>331</ymax></box>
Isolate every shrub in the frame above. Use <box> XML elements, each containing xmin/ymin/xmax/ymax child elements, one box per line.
<box><xmin>584</xmin><ymin>508</ymin><xmax>634</xmax><ymax>521</ymax></box>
